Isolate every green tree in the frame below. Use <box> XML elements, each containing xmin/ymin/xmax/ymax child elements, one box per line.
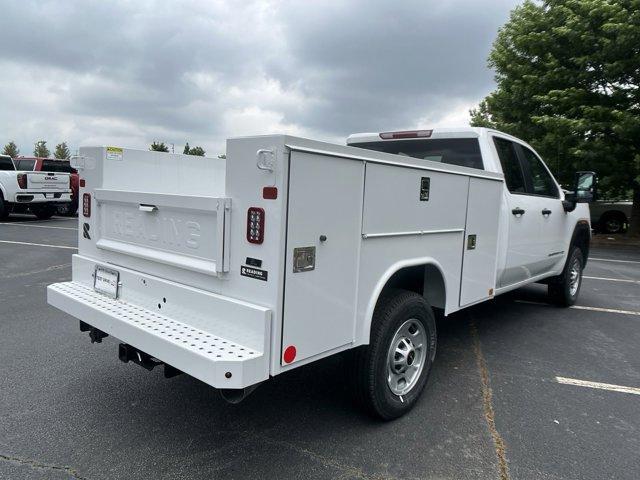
<box><xmin>182</xmin><ymin>142</ymin><xmax>205</xmax><ymax>156</ymax></box>
<box><xmin>150</xmin><ymin>141</ymin><xmax>169</xmax><ymax>152</ymax></box>
<box><xmin>33</xmin><ymin>140</ymin><xmax>50</xmax><ymax>158</ymax></box>
<box><xmin>54</xmin><ymin>142</ymin><xmax>71</xmax><ymax>160</ymax></box>
<box><xmin>187</xmin><ymin>146</ymin><xmax>206</xmax><ymax>156</ymax></box>
<box><xmin>471</xmin><ymin>0</ymin><xmax>640</xmax><ymax>235</ymax></box>
<box><xmin>2</xmin><ymin>141</ymin><xmax>19</xmax><ymax>158</ymax></box>
<box><xmin>469</xmin><ymin>100</ymin><xmax>496</xmax><ymax>129</ymax></box>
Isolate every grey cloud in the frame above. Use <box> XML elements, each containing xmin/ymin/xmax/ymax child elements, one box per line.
<box><xmin>0</xmin><ymin>0</ymin><xmax>520</xmax><ymax>154</ymax></box>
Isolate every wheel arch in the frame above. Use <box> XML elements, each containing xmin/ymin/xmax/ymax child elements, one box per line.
<box><xmin>362</xmin><ymin>258</ymin><xmax>448</xmax><ymax>344</ymax></box>
<box><xmin>570</xmin><ymin>220</ymin><xmax>591</xmax><ymax>267</ymax></box>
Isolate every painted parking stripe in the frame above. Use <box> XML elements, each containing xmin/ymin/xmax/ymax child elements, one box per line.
<box><xmin>570</xmin><ymin>305</ymin><xmax>640</xmax><ymax>316</ymax></box>
<box><xmin>584</xmin><ymin>275</ymin><xmax>640</xmax><ymax>285</ymax></box>
<box><xmin>555</xmin><ymin>376</ymin><xmax>640</xmax><ymax>396</ymax></box>
<box><xmin>514</xmin><ymin>300</ymin><xmax>640</xmax><ymax>316</ymax></box>
<box><xmin>591</xmin><ymin>257</ymin><xmax>640</xmax><ymax>265</ymax></box>
<box><xmin>0</xmin><ymin>222</ymin><xmax>77</xmax><ymax>231</ymax></box>
<box><xmin>0</xmin><ymin>240</ymin><xmax>77</xmax><ymax>250</ymax></box>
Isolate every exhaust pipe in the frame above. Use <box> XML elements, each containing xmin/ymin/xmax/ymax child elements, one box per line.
<box><xmin>220</xmin><ymin>384</ymin><xmax>261</xmax><ymax>404</ymax></box>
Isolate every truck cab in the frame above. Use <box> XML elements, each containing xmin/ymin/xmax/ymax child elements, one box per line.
<box><xmin>347</xmin><ymin>127</ymin><xmax>593</xmax><ymax>296</ymax></box>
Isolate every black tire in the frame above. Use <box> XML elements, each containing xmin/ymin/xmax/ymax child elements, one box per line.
<box><xmin>31</xmin><ymin>204</ymin><xmax>56</xmax><ymax>220</ymax></box>
<box><xmin>350</xmin><ymin>289</ymin><xmax>437</xmax><ymax>420</ymax></box>
<box><xmin>0</xmin><ymin>194</ymin><xmax>9</xmax><ymax>219</ymax></box>
<box><xmin>57</xmin><ymin>199</ymin><xmax>78</xmax><ymax>216</ymax></box>
<box><xmin>599</xmin><ymin>211</ymin><xmax>627</xmax><ymax>234</ymax></box>
<box><xmin>548</xmin><ymin>246</ymin><xmax>584</xmax><ymax>307</ymax></box>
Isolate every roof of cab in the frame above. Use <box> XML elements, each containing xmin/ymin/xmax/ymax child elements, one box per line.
<box><xmin>347</xmin><ymin>127</ymin><xmax>492</xmax><ymax>145</ymax></box>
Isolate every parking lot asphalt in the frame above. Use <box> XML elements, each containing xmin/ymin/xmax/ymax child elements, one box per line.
<box><xmin>1</xmin><ymin>215</ymin><xmax>639</xmax><ymax>480</ymax></box>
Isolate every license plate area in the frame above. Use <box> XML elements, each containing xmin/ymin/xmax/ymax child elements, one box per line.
<box><xmin>94</xmin><ymin>266</ymin><xmax>120</xmax><ymax>298</ymax></box>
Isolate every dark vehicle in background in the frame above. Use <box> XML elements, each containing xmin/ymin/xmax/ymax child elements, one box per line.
<box><xmin>590</xmin><ymin>200</ymin><xmax>632</xmax><ymax>234</ymax></box>
<box><xmin>14</xmin><ymin>157</ymin><xmax>79</xmax><ymax>215</ymax></box>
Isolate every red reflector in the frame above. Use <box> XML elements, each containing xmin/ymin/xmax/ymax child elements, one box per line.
<box><xmin>82</xmin><ymin>193</ymin><xmax>91</xmax><ymax>217</ymax></box>
<box><xmin>17</xmin><ymin>173</ymin><xmax>27</xmax><ymax>189</ymax></box>
<box><xmin>379</xmin><ymin>129</ymin><xmax>433</xmax><ymax>140</ymax></box>
<box><xmin>263</xmin><ymin>186</ymin><xmax>278</xmax><ymax>200</ymax></box>
<box><xmin>80</xmin><ymin>178</ymin><xmax>86</xmax><ymax>187</ymax></box>
<box><xmin>246</xmin><ymin>207</ymin><xmax>265</xmax><ymax>244</ymax></box>
<box><xmin>283</xmin><ymin>345</ymin><xmax>296</xmax><ymax>364</ymax></box>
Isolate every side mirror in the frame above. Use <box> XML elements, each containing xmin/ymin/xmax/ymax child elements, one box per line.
<box><xmin>563</xmin><ymin>171</ymin><xmax>597</xmax><ymax>211</ymax></box>
<box><xmin>574</xmin><ymin>171</ymin><xmax>597</xmax><ymax>203</ymax></box>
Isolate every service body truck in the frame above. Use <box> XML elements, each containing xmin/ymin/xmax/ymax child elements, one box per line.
<box><xmin>47</xmin><ymin>128</ymin><xmax>595</xmax><ymax>419</ymax></box>
<box><xmin>0</xmin><ymin>154</ymin><xmax>73</xmax><ymax>219</ymax></box>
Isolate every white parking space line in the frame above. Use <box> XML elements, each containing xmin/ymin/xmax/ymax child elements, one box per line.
<box><xmin>0</xmin><ymin>222</ymin><xmax>78</xmax><ymax>231</ymax></box>
<box><xmin>591</xmin><ymin>257</ymin><xmax>640</xmax><ymax>265</ymax></box>
<box><xmin>555</xmin><ymin>376</ymin><xmax>640</xmax><ymax>396</ymax></box>
<box><xmin>584</xmin><ymin>275</ymin><xmax>640</xmax><ymax>285</ymax></box>
<box><xmin>514</xmin><ymin>300</ymin><xmax>640</xmax><ymax>316</ymax></box>
<box><xmin>571</xmin><ymin>305</ymin><xmax>640</xmax><ymax>316</ymax></box>
<box><xmin>0</xmin><ymin>240</ymin><xmax>77</xmax><ymax>250</ymax></box>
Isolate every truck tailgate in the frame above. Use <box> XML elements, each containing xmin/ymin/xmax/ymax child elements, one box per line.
<box><xmin>94</xmin><ymin>189</ymin><xmax>231</xmax><ymax>275</ymax></box>
<box><xmin>27</xmin><ymin>172</ymin><xmax>70</xmax><ymax>190</ymax></box>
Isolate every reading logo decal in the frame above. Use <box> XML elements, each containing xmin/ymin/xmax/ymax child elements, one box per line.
<box><xmin>241</xmin><ymin>266</ymin><xmax>268</xmax><ymax>281</ymax></box>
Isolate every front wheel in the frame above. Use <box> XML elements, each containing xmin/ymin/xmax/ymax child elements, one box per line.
<box><xmin>548</xmin><ymin>247</ymin><xmax>583</xmax><ymax>307</ymax></box>
<box><xmin>350</xmin><ymin>289</ymin><xmax>437</xmax><ymax>420</ymax></box>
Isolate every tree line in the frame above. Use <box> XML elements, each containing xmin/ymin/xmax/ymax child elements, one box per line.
<box><xmin>470</xmin><ymin>0</ymin><xmax>639</xmax><ymax>235</ymax></box>
<box><xmin>150</xmin><ymin>141</ymin><xmax>206</xmax><ymax>156</ymax></box>
<box><xmin>2</xmin><ymin>140</ymin><xmax>71</xmax><ymax>159</ymax></box>
<box><xmin>2</xmin><ymin>140</ymin><xmax>208</xmax><ymax>159</ymax></box>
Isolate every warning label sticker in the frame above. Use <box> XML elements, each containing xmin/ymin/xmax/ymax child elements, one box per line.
<box><xmin>106</xmin><ymin>146</ymin><xmax>123</xmax><ymax>161</ymax></box>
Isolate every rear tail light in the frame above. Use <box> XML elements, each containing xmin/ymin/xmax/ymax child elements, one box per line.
<box><xmin>17</xmin><ymin>173</ymin><xmax>27</xmax><ymax>189</ymax></box>
<box><xmin>379</xmin><ymin>130</ymin><xmax>433</xmax><ymax>139</ymax></box>
<box><xmin>83</xmin><ymin>193</ymin><xmax>91</xmax><ymax>217</ymax></box>
<box><xmin>247</xmin><ymin>207</ymin><xmax>265</xmax><ymax>244</ymax></box>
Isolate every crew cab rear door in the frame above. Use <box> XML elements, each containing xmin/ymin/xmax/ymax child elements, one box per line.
<box><xmin>493</xmin><ymin>136</ymin><xmax>547</xmax><ymax>287</ymax></box>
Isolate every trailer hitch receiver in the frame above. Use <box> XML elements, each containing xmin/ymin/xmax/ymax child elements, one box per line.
<box><xmin>79</xmin><ymin>321</ymin><xmax>108</xmax><ymax>343</ymax></box>
<box><xmin>118</xmin><ymin>343</ymin><xmax>183</xmax><ymax>378</ymax></box>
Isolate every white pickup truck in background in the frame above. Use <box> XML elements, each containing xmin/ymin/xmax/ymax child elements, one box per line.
<box><xmin>0</xmin><ymin>154</ymin><xmax>72</xmax><ymax>219</ymax></box>
<box><xmin>47</xmin><ymin>128</ymin><xmax>596</xmax><ymax>419</ymax></box>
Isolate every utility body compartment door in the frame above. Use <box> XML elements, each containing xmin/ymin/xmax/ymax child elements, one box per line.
<box><xmin>459</xmin><ymin>177</ymin><xmax>502</xmax><ymax>306</ymax></box>
<box><xmin>282</xmin><ymin>151</ymin><xmax>364</xmax><ymax>365</ymax></box>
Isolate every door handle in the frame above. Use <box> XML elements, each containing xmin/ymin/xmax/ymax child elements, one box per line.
<box><xmin>542</xmin><ymin>209</ymin><xmax>552</xmax><ymax>216</ymax></box>
<box><xmin>139</xmin><ymin>204</ymin><xmax>158</xmax><ymax>212</ymax></box>
<box><xmin>511</xmin><ymin>207</ymin><xmax>525</xmax><ymax>216</ymax></box>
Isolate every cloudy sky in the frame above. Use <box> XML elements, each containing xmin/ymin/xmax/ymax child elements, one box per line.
<box><xmin>0</xmin><ymin>0</ymin><xmax>521</xmax><ymax>157</ymax></box>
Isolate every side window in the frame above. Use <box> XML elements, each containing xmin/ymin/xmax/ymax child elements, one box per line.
<box><xmin>16</xmin><ymin>159</ymin><xmax>36</xmax><ymax>170</ymax></box>
<box><xmin>493</xmin><ymin>137</ymin><xmax>526</xmax><ymax>193</ymax></box>
<box><xmin>519</xmin><ymin>146</ymin><xmax>559</xmax><ymax>198</ymax></box>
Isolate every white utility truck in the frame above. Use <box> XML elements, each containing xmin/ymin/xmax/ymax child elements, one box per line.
<box><xmin>0</xmin><ymin>154</ymin><xmax>73</xmax><ymax>219</ymax></box>
<box><xmin>47</xmin><ymin>128</ymin><xmax>596</xmax><ymax>419</ymax></box>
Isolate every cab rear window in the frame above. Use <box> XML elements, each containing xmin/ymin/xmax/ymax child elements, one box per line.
<box><xmin>0</xmin><ymin>156</ymin><xmax>15</xmax><ymax>171</ymax></box>
<box><xmin>352</xmin><ymin>138</ymin><xmax>484</xmax><ymax>170</ymax></box>
<box><xmin>42</xmin><ymin>160</ymin><xmax>76</xmax><ymax>174</ymax></box>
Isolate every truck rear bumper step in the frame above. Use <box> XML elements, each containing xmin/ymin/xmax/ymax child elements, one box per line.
<box><xmin>48</xmin><ymin>281</ymin><xmax>270</xmax><ymax>389</ymax></box>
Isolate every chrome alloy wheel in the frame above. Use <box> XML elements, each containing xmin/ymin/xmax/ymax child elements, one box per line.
<box><xmin>387</xmin><ymin>319</ymin><xmax>427</xmax><ymax>396</ymax></box>
<box><xmin>569</xmin><ymin>256</ymin><xmax>581</xmax><ymax>297</ymax></box>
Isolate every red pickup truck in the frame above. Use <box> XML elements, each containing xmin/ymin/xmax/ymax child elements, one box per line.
<box><xmin>14</xmin><ymin>157</ymin><xmax>79</xmax><ymax>215</ymax></box>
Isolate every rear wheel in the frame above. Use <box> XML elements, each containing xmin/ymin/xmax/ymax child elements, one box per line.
<box><xmin>548</xmin><ymin>247</ymin><xmax>583</xmax><ymax>307</ymax></box>
<box><xmin>31</xmin><ymin>204</ymin><xmax>56</xmax><ymax>220</ymax></box>
<box><xmin>0</xmin><ymin>194</ymin><xmax>9</xmax><ymax>219</ymax></box>
<box><xmin>350</xmin><ymin>289</ymin><xmax>437</xmax><ymax>420</ymax></box>
<box><xmin>600</xmin><ymin>212</ymin><xmax>626</xmax><ymax>234</ymax></box>
<box><xmin>56</xmin><ymin>200</ymin><xmax>77</xmax><ymax>216</ymax></box>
